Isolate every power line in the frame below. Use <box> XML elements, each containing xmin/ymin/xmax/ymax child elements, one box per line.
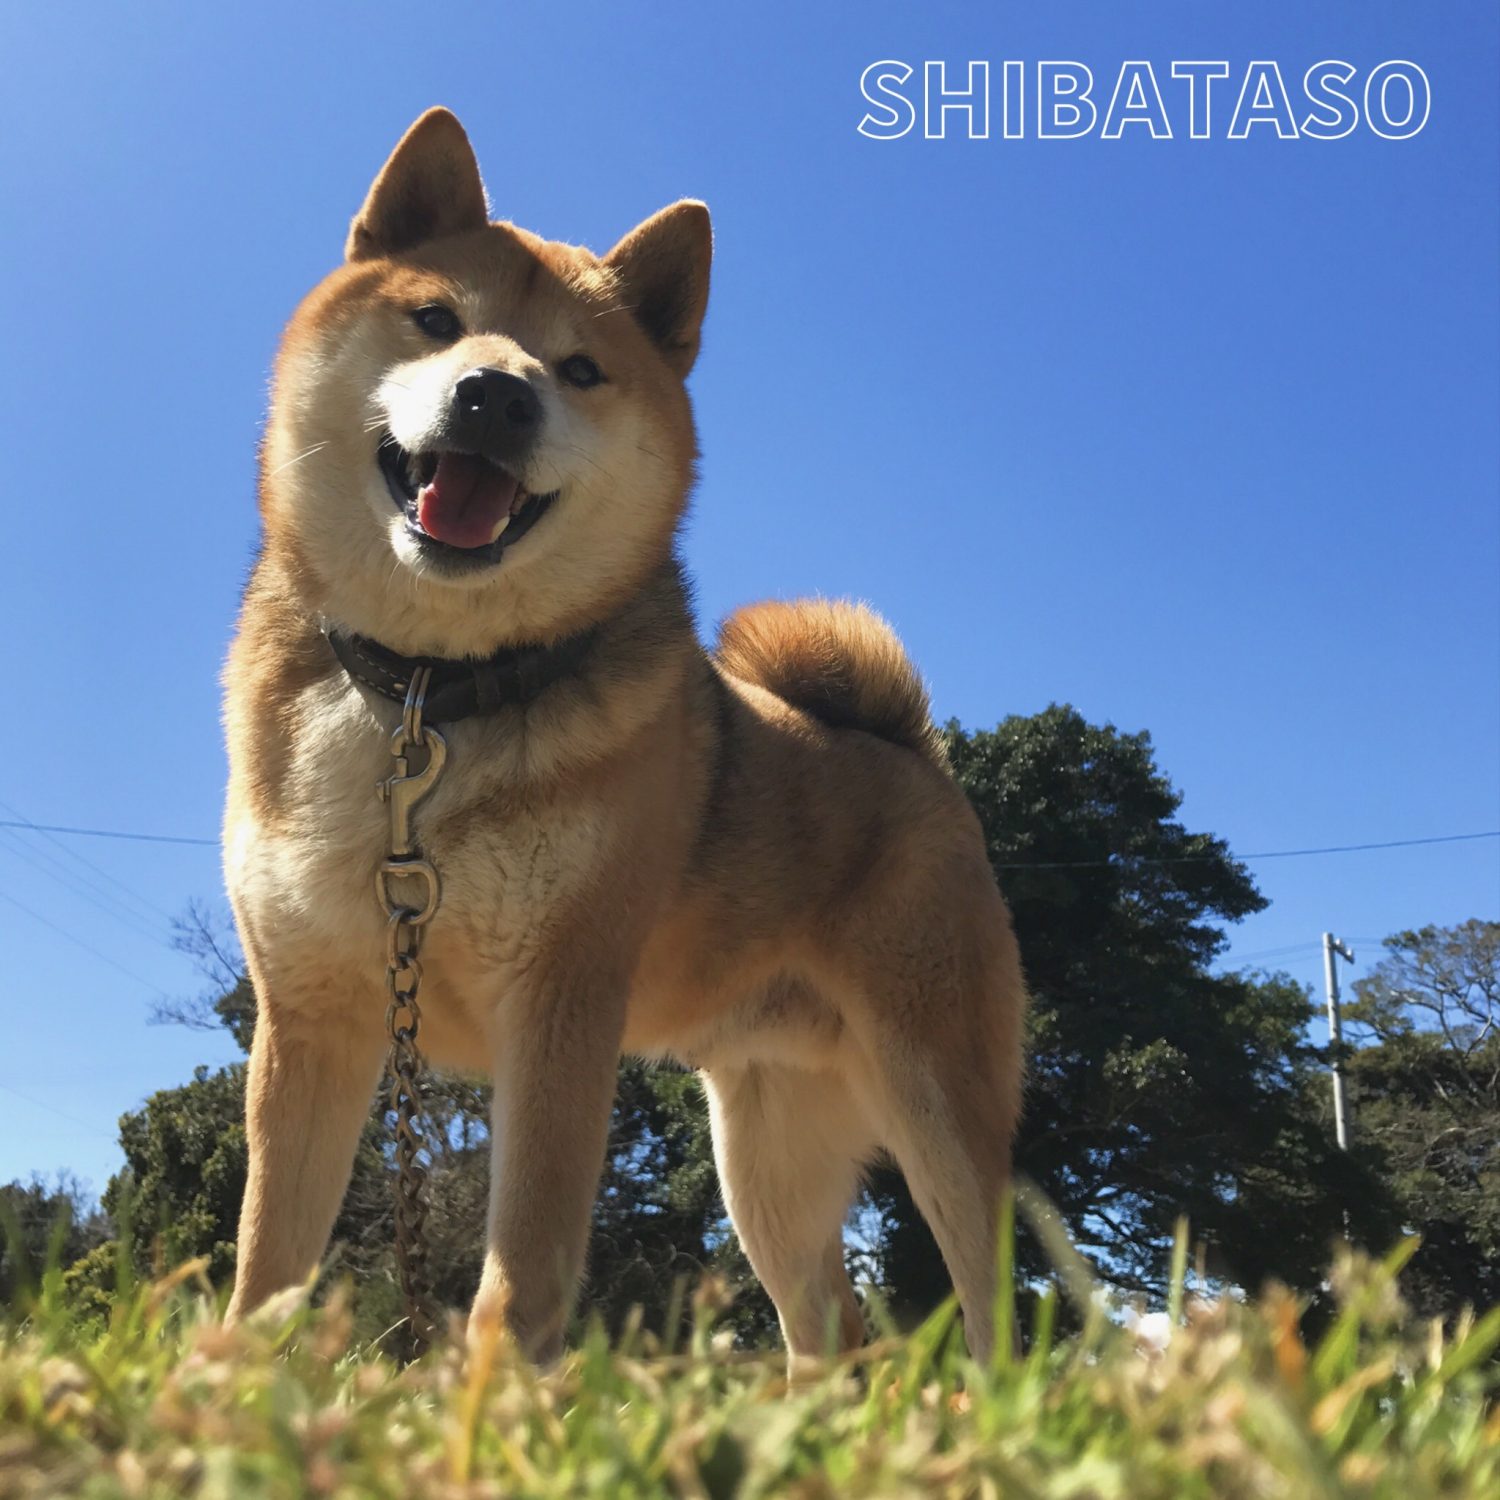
<box><xmin>994</xmin><ymin>830</ymin><xmax>1499</xmax><ymax>870</ymax></box>
<box><xmin>1225</xmin><ymin>941</ymin><xmax>1323</xmax><ymax>964</ymax></box>
<box><xmin>1225</xmin><ymin>933</ymin><xmax>1410</xmax><ymax>969</ymax></box>
<box><xmin>0</xmin><ymin>824</ymin><xmax>178</xmax><ymax>947</ymax></box>
<box><xmin>0</xmin><ymin>816</ymin><xmax>1495</xmax><ymax>875</ymax></box>
<box><xmin>7</xmin><ymin>820</ymin><xmax>1496</xmax><ymax>866</ymax></box>
<box><xmin>0</xmin><ymin>1079</ymin><xmax>118</xmax><ymax>1142</ymax></box>
<box><xmin>0</xmin><ymin>887</ymin><xmax>170</xmax><ymax>999</ymax></box>
<box><xmin>0</xmin><ymin>798</ymin><xmax>180</xmax><ymax>929</ymax></box>
<box><xmin>0</xmin><ymin>820</ymin><xmax>217</xmax><ymax>848</ymax></box>
<box><xmin>1224</xmin><ymin>831</ymin><xmax>1499</xmax><ymax>860</ymax></box>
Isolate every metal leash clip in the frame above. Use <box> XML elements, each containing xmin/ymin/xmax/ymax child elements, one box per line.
<box><xmin>374</xmin><ymin>664</ymin><xmax>448</xmax><ymax>1354</ymax></box>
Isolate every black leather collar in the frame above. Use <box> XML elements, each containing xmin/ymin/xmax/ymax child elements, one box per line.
<box><xmin>326</xmin><ymin>626</ymin><xmax>595</xmax><ymax>723</ymax></box>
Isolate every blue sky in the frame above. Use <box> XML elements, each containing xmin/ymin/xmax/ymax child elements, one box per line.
<box><xmin>0</xmin><ymin>1</ymin><xmax>1495</xmax><ymax>1194</ymax></box>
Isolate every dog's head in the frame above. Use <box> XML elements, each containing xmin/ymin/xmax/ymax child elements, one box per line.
<box><xmin>262</xmin><ymin>108</ymin><xmax>710</xmax><ymax>653</ymax></box>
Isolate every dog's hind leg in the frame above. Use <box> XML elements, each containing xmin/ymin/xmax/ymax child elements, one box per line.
<box><xmin>840</xmin><ymin>914</ymin><xmax>1025</xmax><ymax>1366</ymax></box>
<box><xmin>703</xmin><ymin>1061</ymin><xmax>873</xmax><ymax>1374</ymax></box>
<box><xmin>852</xmin><ymin>1052</ymin><xmax>1010</xmax><ymax>1364</ymax></box>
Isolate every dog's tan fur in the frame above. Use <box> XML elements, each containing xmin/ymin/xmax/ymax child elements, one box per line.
<box><xmin>223</xmin><ymin>109</ymin><xmax>1025</xmax><ymax>1366</ymax></box>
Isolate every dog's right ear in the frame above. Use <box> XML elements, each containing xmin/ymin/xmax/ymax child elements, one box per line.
<box><xmin>605</xmin><ymin>201</ymin><xmax>713</xmax><ymax>378</ymax></box>
<box><xmin>346</xmin><ymin>109</ymin><xmax>489</xmax><ymax>262</ymax></box>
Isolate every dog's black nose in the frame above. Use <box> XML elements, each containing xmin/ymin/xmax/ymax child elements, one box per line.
<box><xmin>451</xmin><ymin>367</ymin><xmax>540</xmax><ymax>458</ymax></box>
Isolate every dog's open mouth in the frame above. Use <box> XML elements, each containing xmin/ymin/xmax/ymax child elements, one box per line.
<box><xmin>378</xmin><ymin>435</ymin><xmax>558</xmax><ymax>563</ymax></box>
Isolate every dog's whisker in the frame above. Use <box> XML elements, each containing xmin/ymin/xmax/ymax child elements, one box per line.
<box><xmin>549</xmin><ymin>442</ymin><xmax>619</xmax><ymax>486</ymax></box>
<box><xmin>267</xmin><ymin>441</ymin><xmax>330</xmax><ymax>477</ymax></box>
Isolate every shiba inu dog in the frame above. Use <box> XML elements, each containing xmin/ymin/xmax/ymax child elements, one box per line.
<box><xmin>223</xmin><ymin>108</ymin><xmax>1025</xmax><ymax>1367</ymax></box>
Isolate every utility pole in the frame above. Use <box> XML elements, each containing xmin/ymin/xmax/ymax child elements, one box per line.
<box><xmin>1322</xmin><ymin>932</ymin><xmax>1355</xmax><ymax>1149</ymax></box>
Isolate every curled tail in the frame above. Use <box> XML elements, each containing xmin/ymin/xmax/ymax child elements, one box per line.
<box><xmin>716</xmin><ymin>599</ymin><xmax>948</xmax><ymax>772</ymax></box>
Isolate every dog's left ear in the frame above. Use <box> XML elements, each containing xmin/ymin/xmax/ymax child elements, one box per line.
<box><xmin>605</xmin><ymin>202</ymin><xmax>712</xmax><ymax>377</ymax></box>
<box><xmin>346</xmin><ymin>108</ymin><xmax>489</xmax><ymax>262</ymax></box>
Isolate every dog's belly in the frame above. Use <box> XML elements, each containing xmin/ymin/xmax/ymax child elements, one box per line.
<box><xmin>621</xmin><ymin>924</ymin><xmax>850</xmax><ymax>1074</ymax></box>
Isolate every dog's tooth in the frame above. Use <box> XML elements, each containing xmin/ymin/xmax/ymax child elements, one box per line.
<box><xmin>486</xmin><ymin>513</ymin><xmax>512</xmax><ymax>544</ymax></box>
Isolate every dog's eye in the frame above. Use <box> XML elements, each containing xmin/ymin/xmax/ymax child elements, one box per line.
<box><xmin>412</xmin><ymin>304</ymin><xmax>461</xmax><ymax>341</ymax></box>
<box><xmin>558</xmin><ymin>354</ymin><xmax>605</xmax><ymax>389</ymax></box>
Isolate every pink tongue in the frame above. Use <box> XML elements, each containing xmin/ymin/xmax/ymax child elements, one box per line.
<box><xmin>416</xmin><ymin>452</ymin><xmax>521</xmax><ymax>549</ymax></box>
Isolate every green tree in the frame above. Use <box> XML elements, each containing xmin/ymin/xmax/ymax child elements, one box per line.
<box><xmin>0</xmin><ymin>1174</ymin><xmax>107</xmax><ymax>1305</ymax></box>
<box><xmin>1345</xmin><ymin>919</ymin><xmax>1500</xmax><ymax>1316</ymax></box>
<box><xmin>106</xmin><ymin>1064</ymin><xmax>249</xmax><ymax>1283</ymax></box>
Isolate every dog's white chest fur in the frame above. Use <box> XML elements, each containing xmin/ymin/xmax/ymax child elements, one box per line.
<box><xmin>225</xmin><ymin>676</ymin><xmax>606</xmax><ymax>1037</ymax></box>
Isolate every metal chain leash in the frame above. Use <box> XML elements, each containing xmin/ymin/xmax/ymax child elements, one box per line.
<box><xmin>375</xmin><ymin>665</ymin><xmax>447</xmax><ymax>1355</ymax></box>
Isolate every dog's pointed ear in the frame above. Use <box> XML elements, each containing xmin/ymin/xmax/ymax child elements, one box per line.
<box><xmin>346</xmin><ymin>108</ymin><xmax>489</xmax><ymax>262</ymax></box>
<box><xmin>605</xmin><ymin>201</ymin><xmax>712</xmax><ymax>377</ymax></box>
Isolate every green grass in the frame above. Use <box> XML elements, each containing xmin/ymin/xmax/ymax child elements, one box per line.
<box><xmin>1</xmin><ymin>1231</ymin><xmax>1496</xmax><ymax>1498</ymax></box>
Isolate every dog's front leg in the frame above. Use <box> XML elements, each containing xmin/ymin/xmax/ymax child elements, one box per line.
<box><xmin>470</xmin><ymin>966</ymin><xmax>627</xmax><ymax>1364</ymax></box>
<box><xmin>226</xmin><ymin>1005</ymin><xmax>386</xmax><ymax>1322</ymax></box>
